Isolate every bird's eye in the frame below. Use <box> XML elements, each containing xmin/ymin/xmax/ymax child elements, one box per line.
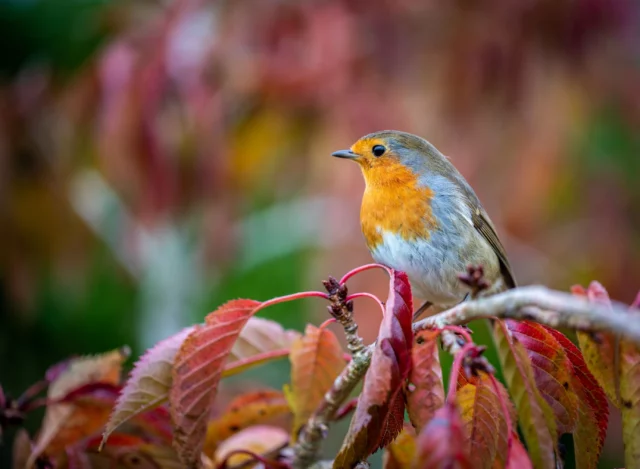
<box><xmin>372</xmin><ymin>145</ymin><xmax>386</xmax><ymax>157</ymax></box>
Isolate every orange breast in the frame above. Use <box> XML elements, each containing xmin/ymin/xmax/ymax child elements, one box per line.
<box><xmin>359</xmin><ymin>159</ymin><xmax>437</xmax><ymax>250</ymax></box>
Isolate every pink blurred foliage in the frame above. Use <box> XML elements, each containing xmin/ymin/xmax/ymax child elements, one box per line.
<box><xmin>1</xmin><ymin>0</ymin><xmax>639</xmax><ymax>323</ymax></box>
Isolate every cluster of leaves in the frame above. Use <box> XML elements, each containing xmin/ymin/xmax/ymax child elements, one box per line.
<box><xmin>2</xmin><ymin>266</ymin><xmax>640</xmax><ymax>469</ymax></box>
<box><xmin>1</xmin><ymin>347</ymin><xmax>181</xmax><ymax>468</ymax></box>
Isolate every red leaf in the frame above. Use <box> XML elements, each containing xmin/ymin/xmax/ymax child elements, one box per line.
<box><xmin>334</xmin><ymin>270</ymin><xmax>413</xmax><ymax>468</ymax></box>
<box><xmin>384</xmin><ymin>270</ymin><xmax>413</xmax><ymax>371</ymax></box>
<box><xmin>506</xmin><ymin>320</ymin><xmax>578</xmax><ymax>434</ymax></box>
<box><xmin>545</xmin><ymin>327</ymin><xmax>608</xmax><ymax>468</ymax></box>
<box><xmin>126</xmin><ymin>405</ymin><xmax>174</xmax><ymax>444</ymax></box>
<box><xmin>381</xmin><ymin>390</ymin><xmax>407</xmax><ymax>449</ymax></box>
<box><xmin>493</xmin><ymin>321</ymin><xmax>557</xmax><ymax>468</ymax></box>
<box><xmin>170</xmin><ymin>299</ymin><xmax>262</xmax><ymax>467</ymax></box>
<box><xmin>102</xmin><ymin>326</ymin><xmax>195</xmax><ymax>448</ymax></box>
<box><xmin>405</xmin><ymin>329</ymin><xmax>445</xmax><ymax>432</ymax></box>
<box><xmin>506</xmin><ymin>433</ymin><xmax>533</xmax><ymax>469</ymax></box>
<box><xmin>412</xmin><ymin>401</ymin><xmax>472</xmax><ymax>469</ymax></box>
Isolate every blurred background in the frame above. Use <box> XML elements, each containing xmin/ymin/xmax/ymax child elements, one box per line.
<box><xmin>1</xmin><ymin>0</ymin><xmax>639</xmax><ymax>467</ymax></box>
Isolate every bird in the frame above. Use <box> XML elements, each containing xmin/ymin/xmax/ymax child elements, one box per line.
<box><xmin>332</xmin><ymin>130</ymin><xmax>516</xmax><ymax>318</ymax></box>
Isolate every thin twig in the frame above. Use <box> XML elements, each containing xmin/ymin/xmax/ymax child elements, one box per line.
<box><xmin>339</xmin><ymin>263</ymin><xmax>390</xmax><ymax>285</ymax></box>
<box><xmin>323</xmin><ymin>277</ymin><xmax>366</xmax><ymax>356</ymax></box>
<box><xmin>414</xmin><ymin>285</ymin><xmax>640</xmax><ymax>344</ymax></box>
<box><xmin>345</xmin><ymin>293</ymin><xmax>385</xmax><ymax>317</ymax></box>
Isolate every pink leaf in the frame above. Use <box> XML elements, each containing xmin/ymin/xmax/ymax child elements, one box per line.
<box><xmin>102</xmin><ymin>326</ymin><xmax>195</xmax><ymax>448</ymax></box>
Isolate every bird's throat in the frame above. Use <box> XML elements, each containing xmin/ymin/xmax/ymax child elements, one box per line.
<box><xmin>359</xmin><ymin>162</ymin><xmax>437</xmax><ymax>250</ymax></box>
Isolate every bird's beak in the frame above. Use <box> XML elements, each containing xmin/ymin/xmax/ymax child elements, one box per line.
<box><xmin>331</xmin><ymin>149</ymin><xmax>359</xmax><ymax>160</ymax></box>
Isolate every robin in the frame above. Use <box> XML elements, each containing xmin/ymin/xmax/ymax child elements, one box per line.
<box><xmin>332</xmin><ymin>130</ymin><xmax>516</xmax><ymax>318</ymax></box>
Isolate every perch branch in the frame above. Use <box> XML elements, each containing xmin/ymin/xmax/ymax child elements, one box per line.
<box><xmin>414</xmin><ymin>285</ymin><xmax>640</xmax><ymax>344</ymax></box>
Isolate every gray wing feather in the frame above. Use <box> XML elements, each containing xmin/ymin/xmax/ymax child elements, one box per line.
<box><xmin>451</xmin><ymin>170</ymin><xmax>517</xmax><ymax>289</ymax></box>
<box><xmin>471</xmin><ymin>207</ymin><xmax>516</xmax><ymax>289</ymax></box>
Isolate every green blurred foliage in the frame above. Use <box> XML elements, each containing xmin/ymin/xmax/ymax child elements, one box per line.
<box><xmin>0</xmin><ymin>0</ymin><xmax>111</xmax><ymax>80</ymax></box>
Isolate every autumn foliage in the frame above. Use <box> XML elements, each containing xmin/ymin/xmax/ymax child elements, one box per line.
<box><xmin>2</xmin><ymin>266</ymin><xmax>640</xmax><ymax>469</ymax></box>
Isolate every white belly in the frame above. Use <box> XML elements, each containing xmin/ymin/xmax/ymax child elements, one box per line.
<box><xmin>370</xmin><ymin>229</ymin><xmax>499</xmax><ymax>307</ymax></box>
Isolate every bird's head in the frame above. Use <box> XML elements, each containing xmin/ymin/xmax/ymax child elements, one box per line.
<box><xmin>332</xmin><ymin>130</ymin><xmax>448</xmax><ymax>187</ymax></box>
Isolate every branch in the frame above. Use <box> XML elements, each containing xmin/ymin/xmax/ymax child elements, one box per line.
<box><xmin>414</xmin><ymin>285</ymin><xmax>640</xmax><ymax>344</ymax></box>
